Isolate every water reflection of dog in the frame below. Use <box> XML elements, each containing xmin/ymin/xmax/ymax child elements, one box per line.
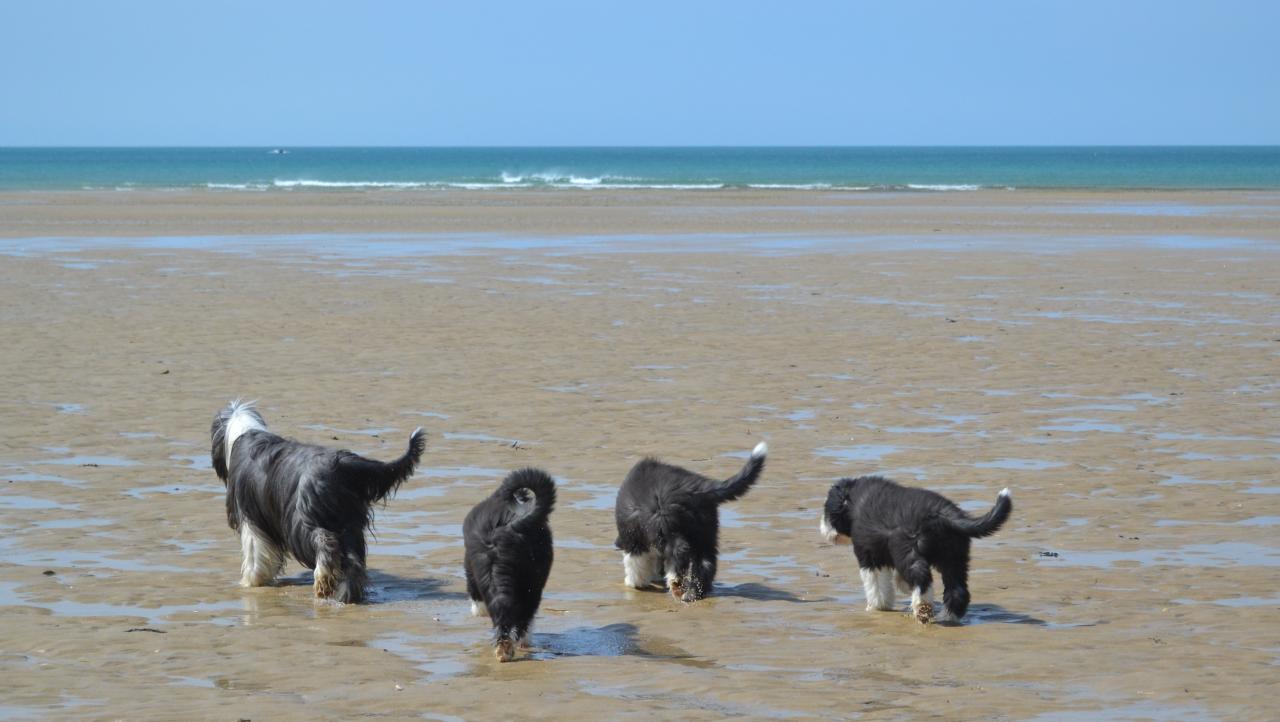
<box><xmin>211</xmin><ymin>400</ymin><xmax>425</xmax><ymax>603</ymax></box>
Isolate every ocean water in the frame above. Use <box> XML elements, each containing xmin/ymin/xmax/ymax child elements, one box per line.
<box><xmin>1</xmin><ymin>147</ymin><xmax>1278</xmax><ymax>191</ymax></box>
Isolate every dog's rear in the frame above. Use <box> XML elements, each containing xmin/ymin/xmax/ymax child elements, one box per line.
<box><xmin>615</xmin><ymin>442</ymin><xmax>767</xmax><ymax>601</ymax></box>
<box><xmin>820</xmin><ymin>476</ymin><xmax>1012</xmax><ymax>623</ymax></box>
<box><xmin>463</xmin><ymin>468</ymin><xmax>556</xmax><ymax>662</ymax></box>
<box><xmin>211</xmin><ymin>400</ymin><xmax>426</xmax><ymax>604</ymax></box>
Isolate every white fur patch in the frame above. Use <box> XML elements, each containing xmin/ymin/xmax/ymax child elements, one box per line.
<box><xmin>224</xmin><ymin>400</ymin><xmax>267</xmax><ymax>473</ymax></box>
<box><xmin>860</xmin><ymin>567</ymin><xmax>894</xmax><ymax>611</ymax></box>
<box><xmin>239</xmin><ymin>523</ymin><xmax>283</xmax><ymax>587</ymax></box>
<box><xmin>878</xmin><ymin>568</ymin><xmax>897</xmax><ymax>608</ymax></box>
<box><xmin>622</xmin><ymin>551</ymin><xmax>661</xmax><ymax>588</ymax></box>
<box><xmin>470</xmin><ymin>599</ymin><xmax>487</xmax><ymax>617</ymax></box>
<box><xmin>819</xmin><ymin>513</ymin><xmax>851</xmax><ymax>545</ymax></box>
<box><xmin>751</xmin><ymin>441</ymin><xmax>768</xmax><ymax>459</ymax></box>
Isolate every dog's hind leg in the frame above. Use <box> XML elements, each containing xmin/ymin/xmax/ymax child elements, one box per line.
<box><xmin>896</xmin><ymin>556</ymin><xmax>934</xmax><ymax>624</ymax></box>
<box><xmin>859</xmin><ymin>567</ymin><xmax>894</xmax><ymax>611</ymax></box>
<box><xmin>331</xmin><ymin>531</ymin><xmax>368</xmax><ymax>604</ymax></box>
<box><xmin>311</xmin><ymin>528</ymin><xmax>340</xmax><ymax>599</ymax></box>
<box><xmin>939</xmin><ymin>564</ymin><xmax>970</xmax><ymax>622</ymax></box>
<box><xmin>240</xmin><ymin>525</ymin><xmax>284</xmax><ymax>587</ymax></box>
<box><xmin>623</xmin><ymin>550</ymin><xmax>660</xmax><ymax>589</ymax></box>
<box><xmin>877</xmin><ymin>568</ymin><xmax>898</xmax><ymax>609</ymax></box>
<box><xmin>465</xmin><ymin>567</ymin><xmax>488</xmax><ymax>617</ymax></box>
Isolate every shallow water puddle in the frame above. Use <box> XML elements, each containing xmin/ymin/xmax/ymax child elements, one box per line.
<box><xmin>396</xmin><ymin>466</ymin><xmax>505</xmax><ymax>500</ymax></box>
<box><xmin>568</xmin><ymin>483</ymin><xmax>618</xmax><ymax>510</ymax></box>
<box><xmin>974</xmin><ymin>458</ymin><xmax>1066</xmax><ymax>471</ymax></box>
<box><xmin>0</xmin><ymin>495</ymin><xmax>77</xmax><ymax>510</ymax></box>
<box><xmin>37</xmin><ymin>455</ymin><xmax>140</xmax><ymax>467</ymax></box>
<box><xmin>370</xmin><ymin>632</ymin><xmax>474</xmax><ymax>682</ymax></box>
<box><xmin>4</xmin><ymin>471</ymin><xmax>85</xmax><ymax>486</ymax></box>
<box><xmin>814</xmin><ymin>444</ymin><xmax>900</xmax><ymax>463</ymax></box>
<box><xmin>578</xmin><ymin>681</ymin><xmax>804</xmax><ymax>718</ymax></box>
<box><xmin>0</xmin><ymin>581</ymin><xmax>241</xmax><ymax>625</ymax></box>
<box><xmin>1038</xmin><ymin>418</ymin><xmax>1127</xmax><ymax>433</ymax></box>
<box><xmin>301</xmin><ymin>424</ymin><xmax>399</xmax><ymax>437</ymax></box>
<box><xmin>124</xmin><ymin>482</ymin><xmax>223</xmax><ymax>499</ymax></box>
<box><xmin>169</xmin><ymin>453</ymin><xmax>212</xmax><ymax>470</ymax></box>
<box><xmin>1041</xmin><ymin>542</ymin><xmax>1280</xmax><ymax>568</ymax></box>
<box><xmin>0</xmin><ymin>536</ymin><xmax>196</xmax><ymax>573</ymax></box>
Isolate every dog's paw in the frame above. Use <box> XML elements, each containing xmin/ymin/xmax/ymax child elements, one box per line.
<box><xmin>912</xmin><ymin>601</ymin><xmax>934</xmax><ymax>625</ymax></box>
<box><xmin>313</xmin><ymin>572</ymin><xmax>336</xmax><ymax>599</ymax></box>
<box><xmin>494</xmin><ymin>640</ymin><xmax>515</xmax><ymax>663</ymax></box>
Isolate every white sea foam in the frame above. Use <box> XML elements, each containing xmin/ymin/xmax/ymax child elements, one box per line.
<box><xmin>207</xmin><ymin>182</ymin><xmax>269</xmax><ymax>191</ymax></box>
<box><xmin>905</xmin><ymin>184</ymin><xmax>982</xmax><ymax>191</ymax></box>
<box><xmin>273</xmin><ymin>179</ymin><xmax>430</xmax><ymax>189</ymax></box>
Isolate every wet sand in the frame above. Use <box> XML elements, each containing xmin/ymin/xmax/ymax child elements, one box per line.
<box><xmin>1</xmin><ymin>191</ymin><xmax>1278</xmax><ymax>720</ymax></box>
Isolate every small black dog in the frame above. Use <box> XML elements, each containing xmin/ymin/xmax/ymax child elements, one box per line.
<box><xmin>463</xmin><ymin>468</ymin><xmax>556</xmax><ymax>662</ymax></box>
<box><xmin>211</xmin><ymin>400</ymin><xmax>425</xmax><ymax>603</ymax></box>
<box><xmin>820</xmin><ymin>475</ymin><xmax>1011</xmax><ymax>623</ymax></box>
<box><xmin>614</xmin><ymin>442</ymin><xmax>767</xmax><ymax>602</ymax></box>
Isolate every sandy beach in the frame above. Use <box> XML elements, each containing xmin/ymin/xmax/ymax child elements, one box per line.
<box><xmin>2</xmin><ymin>189</ymin><xmax>1278</xmax><ymax>720</ymax></box>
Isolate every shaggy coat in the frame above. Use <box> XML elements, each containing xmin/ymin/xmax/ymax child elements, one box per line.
<box><xmin>820</xmin><ymin>475</ymin><xmax>1011</xmax><ymax>623</ymax></box>
<box><xmin>614</xmin><ymin>442</ymin><xmax>767</xmax><ymax>601</ymax></box>
<box><xmin>463</xmin><ymin>468</ymin><xmax>556</xmax><ymax>662</ymax></box>
<box><xmin>211</xmin><ymin>400</ymin><xmax>424</xmax><ymax>603</ymax></box>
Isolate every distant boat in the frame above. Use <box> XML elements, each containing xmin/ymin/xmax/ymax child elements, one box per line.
<box><xmin>269</xmin><ymin>148</ymin><xmax>289</xmax><ymax>155</ymax></box>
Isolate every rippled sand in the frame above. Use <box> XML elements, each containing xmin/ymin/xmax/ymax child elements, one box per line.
<box><xmin>1</xmin><ymin>192</ymin><xmax>1277</xmax><ymax>720</ymax></box>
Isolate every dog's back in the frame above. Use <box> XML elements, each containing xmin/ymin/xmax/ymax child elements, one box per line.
<box><xmin>615</xmin><ymin>442</ymin><xmax>767</xmax><ymax>553</ymax></box>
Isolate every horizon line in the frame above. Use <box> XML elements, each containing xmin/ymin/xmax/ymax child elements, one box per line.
<box><xmin>4</xmin><ymin>144</ymin><xmax>1280</xmax><ymax>150</ymax></box>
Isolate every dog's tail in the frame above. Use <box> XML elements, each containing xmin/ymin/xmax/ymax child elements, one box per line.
<box><xmin>945</xmin><ymin>488</ymin><xmax>1013</xmax><ymax>538</ymax></box>
<box><xmin>338</xmin><ymin>428</ymin><xmax>426</xmax><ymax>504</ymax></box>
<box><xmin>697</xmin><ymin>442</ymin><xmax>767</xmax><ymax>503</ymax></box>
<box><xmin>500</xmin><ymin>467</ymin><xmax>557</xmax><ymax>534</ymax></box>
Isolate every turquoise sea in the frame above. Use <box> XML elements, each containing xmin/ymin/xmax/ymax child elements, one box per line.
<box><xmin>1</xmin><ymin>147</ymin><xmax>1279</xmax><ymax>192</ymax></box>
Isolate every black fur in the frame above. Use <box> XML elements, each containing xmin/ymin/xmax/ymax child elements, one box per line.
<box><xmin>463</xmin><ymin>468</ymin><xmax>556</xmax><ymax>661</ymax></box>
<box><xmin>614</xmin><ymin>443</ymin><xmax>766</xmax><ymax>602</ymax></box>
<box><xmin>210</xmin><ymin>400</ymin><xmax>425</xmax><ymax>603</ymax></box>
<box><xmin>821</xmin><ymin>475</ymin><xmax>1011</xmax><ymax>622</ymax></box>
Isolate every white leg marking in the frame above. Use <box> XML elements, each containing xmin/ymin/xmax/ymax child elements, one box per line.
<box><xmin>239</xmin><ymin>525</ymin><xmax>257</xmax><ymax>586</ymax></box>
<box><xmin>239</xmin><ymin>524</ymin><xmax>283</xmax><ymax>587</ymax></box>
<box><xmin>860</xmin><ymin>567</ymin><xmax>893</xmax><ymax>611</ymax></box>
<box><xmin>623</xmin><ymin>551</ymin><xmax>660</xmax><ymax>588</ymax></box>
<box><xmin>470</xmin><ymin>599</ymin><xmax>487</xmax><ymax>617</ymax></box>
<box><xmin>878</xmin><ymin>568</ymin><xmax>897</xmax><ymax>608</ymax></box>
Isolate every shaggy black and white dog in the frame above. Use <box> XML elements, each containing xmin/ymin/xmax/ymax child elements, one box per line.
<box><xmin>614</xmin><ymin>442</ymin><xmax>767</xmax><ymax>602</ymax></box>
<box><xmin>211</xmin><ymin>400</ymin><xmax>425</xmax><ymax>603</ymax></box>
<box><xmin>463</xmin><ymin>468</ymin><xmax>556</xmax><ymax>662</ymax></box>
<box><xmin>819</xmin><ymin>475</ymin><xmax>1012</xmax><ymax>623</ymax></box>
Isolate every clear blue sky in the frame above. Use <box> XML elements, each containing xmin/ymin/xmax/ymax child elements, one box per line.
<box><xmin>2</xmin><ymin>1</ymin><xmax>1277</xmax><ymax>146</ymax></box>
